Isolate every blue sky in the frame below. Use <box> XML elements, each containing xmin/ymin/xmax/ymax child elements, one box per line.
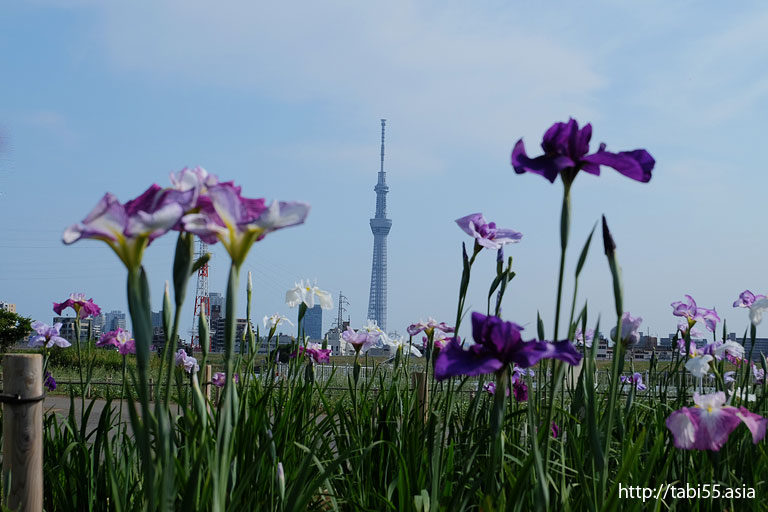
<box><xmin>2</xmin><ymin>1</ymin><xmax>768</xmax><ymax>343</ymax></box>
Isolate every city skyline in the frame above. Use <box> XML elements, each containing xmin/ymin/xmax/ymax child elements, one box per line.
<box><xmin>2</xmin><ymin>3</ymin><xmax>768</xmax><ymax>345</ymax></box>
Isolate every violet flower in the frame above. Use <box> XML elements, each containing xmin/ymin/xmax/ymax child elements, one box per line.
<box><xmin>573</xmin><ymin>327</ymin><xmax>595</xmax><ymax>347</ymax></box>
<box><xmin>455</xmin><ymin>213</ymin><xmax>522</xmax><ymax>250</ymax></box>
<box><xmin>551</xmin><ymin>422</ymin><xmax>560</xmax><ymax>439</ymax></box>
<box><xmin>724</xmin><ymin>371</ymin><xmax>736</xmax><ymax>384</ymax></box>
<box><xmin>63</xmin><ymin>185</ymin><xmax>191</xmax><ymax>270</ymax></box>
<box><xmin>511</xmin><ymin>118</ymin><xmax>655</xmax><ymax>185</ymax></box>
<box><xmin>174</xmin><ymin>348</ymin><xmax>199</xmax><ymax>374</ymax></box>
<box><xmin>292</xmin><ymin>343</ymin><xmax>332</xmax><ymax>364</ymax></box>
<box><xmin>212</xmin><ymin>372</ymin><xmax>239</xmax><ymax>387</ymax></box>
<box><xmin>97</xmin><ymin>328</ymin><xmax>136</xmax><ymax>355</ymax></box>
<box><xmin>29</xmin><ymin>321</ymin><xmax>71</xmax><ymax>348</ymax></box>
<box><xmin>734</xmin><ymin>290</ymin><xmax>765</xmax><ymax>309</ymax></box>
<box><xmin>620</xmin><ymin>372</ymin><xmax>647</xmax><ymax>391</ymax></box>
<box><xmin>341</xmin><ymin>326</ymin><xmax>379</xmax><ymax>355</ymax></box>
<box><xmin>666</xmin><ymin>392</ymin><xmax>767</xmax><ymax>451</ymax></box>
<box><xmin>407</xmin><ymin>318</ymin><xmax>454</xmax><ymax>337</ymax></box>
<box><xmin>433</xmin><ymin>312</ymin><xmax>581</xmax><ymax>381</ymax></box>
<box><xmin>182</xmin><ymin>182</ymin><xmax>309</xmax><ymax>267</ymax></box>
<box><xmin>609</xmin><ymin>312</ymin><xmax>642</xmax><ymax>348</ymax></box>
<box><xmin>44</xmin><ymin>371</ymin><xmax>57</xmax><ymax>392</ymax></box>
<box><xmin>53</xmin><ymin>293</ymin><xmax>101</xmax><ymax>319</ymax></box>
<box><xmin>671</xmin><ymin>295</ymin><xmax>720</xmax><ymax>332</ymax></box>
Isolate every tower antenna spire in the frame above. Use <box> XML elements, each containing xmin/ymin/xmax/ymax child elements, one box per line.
<box><xmin>368</xmin><ymin>119</ymin><xmax>392</xmax><ymax>331</ymax></box>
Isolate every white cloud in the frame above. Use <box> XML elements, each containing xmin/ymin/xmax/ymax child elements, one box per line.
<box><xmin>94</xmin><ymin>1</ymin><xmax>604</xmax><ymax>168</ymax></box>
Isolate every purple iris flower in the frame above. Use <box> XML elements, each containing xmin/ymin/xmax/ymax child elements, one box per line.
<box><xmin>182</xmin><ymin>182</ymin><xmax>309</xmax><ymax>266</ymax></box>
<box><xmin>620</xmin><ymin>372</ymin><xmax>647</xmax><ymax>391</ymax></box>
<box><xmin>666</xmin><ymin>392</ymin><xmax>767</xmax><ymax>451</ymax></box>
<box><xmin>512</xmin><ymin>380</ymin><xmax>528</xmax><ymax>402</ymax></box>
<box><xmin>44</xmin><ymin>371</ymin><xmax>57</xmax><ymax>392</ymax></box>
<box><xmin>455</xmin><ymin>213</ymin><xmax>522</xmax><ymax>250</ymax></box>
<box><xmin>53</xmin><ymin>293</ymin><xmax>101</xmax><ymax>319</ymax></box>
<box><xmin>29</xmin><ymin>321</ymin><xmax>71</xmax><ymax>349</ymax></box>
<box><xmin>341</xmin><ymin>327</ymin><xmax>379</xmax><ymax>355</ymax></box>
<box><xmin>212</xmin><ymin>372</ymin><xmax>238</xmax><ymax>387</ymax></box>
<box><xmin>610</xmin><ymin>312</ymin><xmax>643</xmax><ymax>348</ymax></box>
<box><xmin>433</xmin><ymin>312</ymin><xmax>581</xmax><ymax>381</ymax></box>
<box><xmin>671</xmin><ymin>295</ymin><xmax>720</xmax><ymax>332</ymax></box>
<box><xmin>97</xmin><ymin>328</ymin><xmax>136</xmax><ymax>355</ymax></box>
<box><xmin>407</xmin><ymin>318</ymin><xmax>454</xmax><ymax>337</ymax></box>
<box><xmin>733</xmin><ymin>290</ymin><xmax>766</xmax><ymax>308</ymax></box>
<box><xmin>292</xmin><ymin>343</ymin><xmax>332</xmax><ymax>364</ymax></box>
<box><xmin>511</xmin><ymin>118</ymin><xmax>655</xmax><ymax>185</ymax></box>
<box><xmin>63</xmin><ymin>185</ymin><xmax>191</xmax><ymax>269</ymax></box>
<box><xmin>174</xmin><ymin>348</ymin><xmax>199</xmax><ymax>374</ymax></box>
<box><xmin>724</xmin><ymin>371</ymin><xmax>736</xmax><ymax>384</ymax></box>
<box><xmin>551</xmin><ymin>422</ymin><xmax>560</xmax><ymax>439</ymax></box>
<box><xmin>753</xmin><ymin>365</ymin><xmax>765</xmax><ymax>384</ymax></box>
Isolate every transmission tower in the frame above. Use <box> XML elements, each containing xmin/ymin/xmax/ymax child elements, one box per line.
<box><xmin>333</xmin><ymin>292</ymin><xmax>350</xmax><ymax>330</ymax></box>
<box><xmin>191</xmin><ymin>237</ymin><xmax>210</xmax><ymax>351</ymax></box>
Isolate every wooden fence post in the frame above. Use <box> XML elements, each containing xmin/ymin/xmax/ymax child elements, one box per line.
<box><xmin>2</xmin><ymin>353</ymin><xmax>43</xmax><ymax>512</ymax></box>
<box><xmin>148</xmin><ymin>378</ymin><xmax>154</xmax><ymax>402</ymax></box>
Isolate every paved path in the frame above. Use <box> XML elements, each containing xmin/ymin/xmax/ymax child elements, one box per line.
<box><xmin>43</xmin><ymin>396</ymin><xmax>145</xmax><ymax>434</ymax></box>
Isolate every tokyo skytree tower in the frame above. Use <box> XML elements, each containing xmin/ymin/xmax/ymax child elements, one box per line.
<box><xmin>367</xmin><ymin>119</ymin><xmax>392</xmax><ymax>331</ymax></box>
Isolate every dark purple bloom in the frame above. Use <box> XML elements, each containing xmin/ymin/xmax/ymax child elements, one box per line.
<box><xmin>512</xmin><ymin>380</ymin><xmax>528</xmax><ymax>402</ymax></box>
<box><xmin>44</xmin><ymin>371</ymin><xmax>56</xmax><ymax>391</ymax></box>
<box><xmin>734</xmin><ymin>290</ymin><xmax>765</xmax><ymax>309</ymax></box>
<box><xmin>455</xmin><ymin>213</ymin><xmax>522</xmax><ymax>250</ymax></box>
<box><xmin>551</xmin><ymin>422</ymin><xmax>560</xmax><ymax>439</ymax></box>
<box><xmin>291</xmin><ymin>343</ymin><xmax>332</xmax><ymax>364</ymax></box>
<box><xmin>433</xmin><ymin>312</ymin><xmax>581</xmax><ymax>381</ymax></box>
<box><xmin>53</xmin><ymin>293</ymin><xmax>101</xmax><ymax>319</ymax></box>
<box><xmin>511</xmin><ymin>118</ymin><xmax>655</xmax><ymax>184</ymax></box>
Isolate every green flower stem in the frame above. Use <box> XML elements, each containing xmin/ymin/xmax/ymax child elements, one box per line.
<box><xmin>543</xmin><ymin>182</ymin><xmax>571</xmax><ymax>471</ymax></box>
<box><xmin>126</xmin><ymin>266</ymin><xmax>155</xmax><ymax>510</ymax></box>
<box><xmin>213</xmin><ymin>262</ymin><xmax>240</xmax><ymax>512</ymax></box>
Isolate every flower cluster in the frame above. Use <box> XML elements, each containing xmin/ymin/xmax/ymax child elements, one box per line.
<box><xmin>680</xmin><ymin>340</ymin><xmax>744</xmax><ymax>379</ymax></box>
<box><xmin>44</xmin><ymin>371</ymin><xmax>57</xmax><ymax>392</ymax></box>
<box><xmin>666</xmin><ymin>392</ymin><xmax>766</xmax><ymax>451</ymax></box>
<box><xmin>175</xmin><ymin>349</ymin><xmax>199</xmax><ymax>374</ymax></box>
<box><xmin>64</xmin><ymin>167</ymin><xmax>310</xmax><ymax>269</ymax></box>
<box><xmin>341</xmin><ymin>325</ymin><xmax>381</xmax><ymax>355</ymax></box>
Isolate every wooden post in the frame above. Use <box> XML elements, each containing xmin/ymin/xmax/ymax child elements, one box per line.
<box><xmin>411</xmin><ymin>372</ymin><xmax>429</xmax><ymax>423</ymax></box>
<box><xmin>203</xmin><ymin>365</ymin><xmax>212</xmax><ymax>404</ymax></box>
<box><xmin>148</xmin><ymin>378</ymin><xmax>154</xmax><ymax>402</ymax></box>
<box><xmin>2</xmin><ymin>353</ymin><xmax>43</xmax><ymax>512</ymax></box>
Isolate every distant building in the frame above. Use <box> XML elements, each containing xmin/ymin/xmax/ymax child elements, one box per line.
<box><xmin>151</xmin><ymin>311</ymin><xmax>163</xmax><ymax>328</ymax></box>
<box><xmin>304</xmin><ymin>305</ymin><xmax>323</xmax><ymax>340</ymax></box>
<box><xmin>212</xmin><ymin>317</ymin><xmax>255</xmax><ymax>353</ymax></box>
<box><xmin>92</xmin><ymin>313</ymin><xmax>106</xmax><ymax>337</ymax></box>
<box><xmin>105</xmin><ymin>310</ymin><xmax>126</xmax><ymax>331</ymax></box>
<box><xmin>324</xmin><ymin>323</ymin><xmax>350</xmax><ymax>355</ymax></box>
<box><xmin>0</xmin><ymin>301</ymin><xmax>16</xmax><ymax>313</ymax></box>
<box><xmin>53</xmin><ymin>316</ymin><xmax>92</xmax><ymax>343</ymax></box>
<box><xmin>210</xmin><ymin>293</ymin><xmax>224</xmax><ymax>318</ymax></box>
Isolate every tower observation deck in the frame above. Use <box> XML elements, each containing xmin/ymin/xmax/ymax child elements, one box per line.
<box><xmin>367</xmin><ymin>119</ymin><xmax>391</xmax><ymax>331</ymax></box>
